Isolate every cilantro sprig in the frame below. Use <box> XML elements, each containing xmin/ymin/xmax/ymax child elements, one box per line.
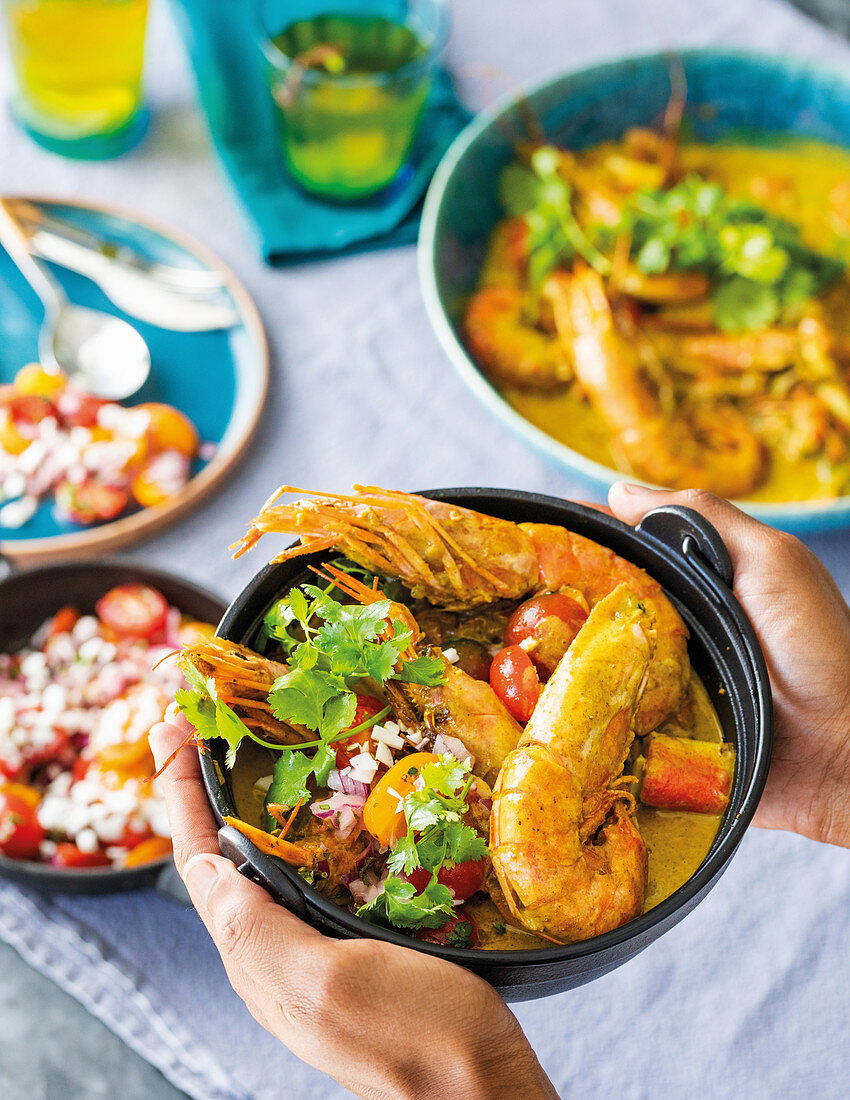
<box><xmin>499</xmin><ymin>145</ymin><xmax>612</xmax><ymax>286</ymax></box>
<box><xmin>623</xmin><ymin>174</ymin><xmax>843</xmax><ymax>331</ymax></box>
<box><xmin>176</xmin><ymin>579</ymin><xmax>444</xmax><ymax>810</ymax></box>
<box><xmin>357</xmin><ymin>757</ymin><xmax>488</xmax><ymax>932</ymax></box>
<box><xmin>265</xmin><ymin>583</ymin><xmax>443</xmax><ymax>741</ymax></box>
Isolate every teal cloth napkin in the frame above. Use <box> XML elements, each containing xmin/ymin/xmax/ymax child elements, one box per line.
<box><xmin>170</xmin><ymin>0</ymin><xmax>471</xmax><ymax>263</ymax></box>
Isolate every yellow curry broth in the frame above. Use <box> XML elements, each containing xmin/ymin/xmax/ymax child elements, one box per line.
<box><xmin>497</xmin><ymin>138</ymin><xmax>850</xmax><ymax>503</ymax></box>
<box><xmin>229</xmin><ymin>665</ymin><xmax>727</xmax><ymax>949</ymax></box>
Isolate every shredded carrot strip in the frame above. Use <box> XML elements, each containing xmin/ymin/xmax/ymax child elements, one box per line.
<box><xmin>278</xmin><ymin>796</ymin><xmax>305</xmax><ymax>841</ymax></box>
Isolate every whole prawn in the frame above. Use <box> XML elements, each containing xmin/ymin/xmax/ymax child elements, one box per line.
<box><xmin>491</xmin><ymin>585</ymin><xmax>653</xmax><ymax>942</ymax></box>
<box><xmin>233</xmin><ymin>484</ymin><xmax>690</xmax><ymax>732</ymax></box>
<box><xmin>551</xmin><ymin>264</ymin><xmax>768</xmax><ymax>498</ymax></box>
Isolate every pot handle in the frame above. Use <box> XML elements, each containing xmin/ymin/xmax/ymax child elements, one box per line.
<box><xmin>218</xmin><ymin>824</ymin><xmax>311</xmax><ymax>923</ymax></box>
<box><xmin>636</xmin><ymin>506</ymin><xmax>734</xmax><ymax>587</ymax></box>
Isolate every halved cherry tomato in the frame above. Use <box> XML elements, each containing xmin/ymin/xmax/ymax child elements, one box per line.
<box><xmin>123</xmin><ymin>836</ymin><xmax>173</xmax><ymax>867</ymax></box>
<box><xmin>96</xmin><ymin>584</ymin><xmax>169</xmax><ymax>640</ymax></box>
<box><xmin>505</xmin><ymin>593</ymin><xmax>588</xmax><ymax>678</ymax></box>
<box><xmin>5</xmin><ymin>393</ymin><xmax>56</xmax><ymax>426</ymax></box>
<box><xmin>130</xmin><ymin>450</ymin><xmax>190</xmax><ymax>508</ymax></box>
<box><xmin>416</xmin><ymin>911</ymin><xmax>479</xmax><ymax>948</ymax></box>
<box><xmin>55</xmin><ymin>479</ymin><xmax>129</xmax><ymax>525</ymax></box>
<box><xmin>0</xmin><ymin>414</ymin><xmax>29</xmax><ymax>455</ymax></box>
<box><xmin>55</xmin><ymin>389</ymin><xmax>106</xmax><ymax>428</ymax></box>
<box><xmin>489</xmin><ymin>645</ymin><xmax>541</xmax><ymax>724</ymax></box>
<box><xmin>335</xmin><ymin>695</ymin><xmax>386</xmax><ymax>771</ymax></box>
<box><xmin>0</xmin><ymin>730</ymin><xmax>71</xmax><ymax>782</ymax></box>
<box><xmin>49</xmin><ymin>606</ymin><xmax>80</xmax><ymax>637</ymax></box>
<box><xmin>138</xmin><ymin>402</ymin><xmax>199</xmax><ymax>458</ymax></box>
<box><xmin>0</xmin><ymin>784</ymin><xmax>45</xmax><ymax>859</ymax></box>
<box><xmin>14</xmin><ymin>363</ymin><xmax>66</xmax><ymax>399</ymax></box>
<box><xmin>406</xmin><ymin>856</ymin><xmax>488</xmax><ymax>903</ymax></box>
<box><xmin>51</xmin><ymin>843</ymin><xmax>111</xmax><ymax>869</ymax></box>
<box><xmin>363</xmin><ymin>752</ymin><xmax>440</xmax><ymax>847</ymax></box>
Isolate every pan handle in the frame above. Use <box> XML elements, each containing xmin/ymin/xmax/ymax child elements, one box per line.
<box><xmin>636</xmin><ymin>505</ymin><xmax>734</xmax><ymax>587</ymax></box>
<box><xmin>218</xmin><ymin>824</ymin><xmax>312</xmax><ymax>923</ymax></box>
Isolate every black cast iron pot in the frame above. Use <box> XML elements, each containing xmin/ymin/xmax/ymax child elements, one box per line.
<box><xmin>0</xmin><ymin>559</ymin><xmax>226</xmax><ymax>896</ymax></box>
<box><xmin>200</xmin><ymin>489</ymin><xmax>772</xmax><ymax>1001</ymax></box>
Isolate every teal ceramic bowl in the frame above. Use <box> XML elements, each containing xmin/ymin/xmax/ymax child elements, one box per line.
<box><xmin>418</xmin><ymin>49</ymin><xmax>850</xmax><ymax>533</ymax></box>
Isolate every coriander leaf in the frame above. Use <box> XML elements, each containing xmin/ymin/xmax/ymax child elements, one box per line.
<box><xmin>393</xmin><ymin>653</ymin><xmax>446</xmax><ymax>686</ymax></box>
<box><xmin>386</xmin><ymin>833</ymin><xmax>420</xmax><ymax>876</ymax></box>
<box><xmin>444</xmin><ymin>821</ymin><xmax>489</xmax><ymax>867</ymax></box>
<box><xmin>266</xmin><ymin>750</ymin><xmax>315</xmax><ymax>810</ymax></box>
<box><xmin>311</xmin><ymin>739</ymin><xmax>337</xmax><ymax>787</ymax></box>
<box><xmin>213</xmin><ymin>697</ymin><xmax>254</xmax><ymax>769</ymax></box>
<box><xmin>269</xmin><ymin>667</ymin><xmax>349</xmax><ymax>737</ymax></box>
<box><xmin>636</xmin><ymin>236</ymin><xmax>671</xmax><ymax>275</ymax></box>
<box><xmin>446</xmin><ymin>921</ymin><xmax>475</xmax><ymax>948</ymax></box>
<box><xmin>713</xmin><ymin>277</ymin><xmax>779</xmax><ymax>332</ymax></box>
<box><xmin>498</xmin><ymin>162</ymin><xmax>543</xmax><ymax>217</ymax></box>
<box><xmin>419</xmin><ymin>758</ymin><xmax>468</xmax><ymax>798</ymax></box>
<box><xmin>321</xmin><ymin>692</ymin><xmax>357</xmax><ymax>742</ymax></box>
<box><xmin>179</xmin><ymin>658</ymin><xmax>209</xmax><ymax>696</ymax></box>
<box><xmin>264</xmin><ymin>599</ymin><xmax>297</xmax><ymax>648</ymax></box>
<box><xmin>174</xmin><ymin>687</ymin><xmax>217</xmax><ymax>741</ymax></box>
<box><xmin>176</xmin><ymin>662</ymin><xmax>253</xmax><ymax>768</ymax></box>
<box><xmin>357</xmin><ymin>876</ymin><xmax>455</xmax><ymax>930</ymax></box>
<box><xmin>287</xmin><ymin>587</ymin><xmax>310</xmax><ymax>624</ymax></box>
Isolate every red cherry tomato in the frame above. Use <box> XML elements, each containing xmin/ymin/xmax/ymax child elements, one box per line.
<box><xmin>416</xmin><ymin>911</ymin><xmax>479</xmax><ymax>948</ymax></box>
<box><xmin>51</xmin><ymin>843</ymin><xmax>112</xmax><ymax>869</ymax></box>
<box><xmin>6</xmin><ymin>393</ymin><xmax>56</xmax><ymax>426</ymax></box>
<box><xmin>55</xmin><ymin>479</ymin><xmax>129</xmax><ymax>526</ymax></box>
<box><xmin>489</xmin><ymin>645</ymin><xmax>541</xmax><ymax>723</ymax></box>
<box><xmin>0</xmin><ymin>784</ymin><xmax>45</xmax><ymax>860</ymax></box>
<box><xmin>119</xmin><ymin>826</ymin><xmax>153</xmax><ymax>851</ymax></box>
<box><xmin>0</xmin><ymin>729</ymin><xmax>71</xmax><ymax>782</ymax></box>
<box><xmin>55</xmin><ymin>389</ymin><xmax>106</xmax><ymax>428</ymax></box>
<box><xmin>406</xmin><ymin>857</ymin><xmax>488</xmax><ymax>903</ymax></box>
<box><xmin>335</xmin><ymin>695</ymin><xmax>386</xmax><ymax>770</ymax></box>
<box><xmin>505</xmin><ymin>593</ymin><xmax>588</xmax><ymax>678</ymax></box>
<box><xmin>96</xmin><ymin>584</ymin><xmax>169</xmax><ymax>640</ymax></box>
<box><xmin>71</xmin><ymin>757</ymin><xmax>91</xmax><ymax>783</ymax></box>
<box><xmin>48</xmin><ymin>606</ymin><xmax>80</xmax><ymax>638</ymax></box>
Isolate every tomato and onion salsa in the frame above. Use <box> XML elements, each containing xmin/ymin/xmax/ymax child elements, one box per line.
<box><xmin>0</xmin><ymin>584</ymin><xmax>214</xmax><ymax>868</ymax></box>
<box><xmin>0</xmin><ymin>362</ymin><xmax>210</xmax><ymax>530</ymax></box>
<box><xmin>180</xmin><ymin>556</ymin><xmax>733</xmax><ymax>952</ymax></box>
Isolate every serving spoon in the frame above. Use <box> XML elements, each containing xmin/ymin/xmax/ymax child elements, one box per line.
<box><xmin>0</xmin><ymin>197</ymin><xmax>151</xmax><ymax>400</ymax></box>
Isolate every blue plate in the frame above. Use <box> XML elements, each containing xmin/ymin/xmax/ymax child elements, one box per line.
<box><xmin>419</xmin><ymin>49</ymin><xmax>850</xmax><ymax>533</ymax></box>
<box><xmin>0</xmin><ymin>199</ymin><xmax>268</xmax><ymax>561</ymax></box>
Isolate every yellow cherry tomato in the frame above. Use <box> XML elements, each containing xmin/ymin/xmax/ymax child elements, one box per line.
<box><xmin>138</xmin><ymin>402</ymin><xmax>199</xmax><ymax>458</ymax></box>
<box><xmin>124</xmin><ymin>836</ymin><xmax>173</xmax><ymax>867</ymax></box>
<box><xmin>178</xmin><ymin>620</ymin><xmax>215</xmax><ymax>646</ymax></box>
<box><xmin>0</xmin><ymin>414</ymin><xmax>29</xmax><ymax>455</ymax></box>
<box><xmin>363</xmin><ymin>752</ymin><xmax>440</xmax><ymax>847</ymax></box>
<box><xmin>14</xmin><ymin>363</ymin><xmax>66</xmax><ymax>398</ymax></box>
<box><xmin>130</xmin><ymin>459</ymin><xmax>171</xmax><ymax>508</ymax></box>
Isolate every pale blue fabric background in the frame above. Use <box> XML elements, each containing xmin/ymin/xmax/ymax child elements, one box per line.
<box><xmin>1</xmin><ymin>1</ymin><xmax>849</xmax><ymax>1097</ymax></box>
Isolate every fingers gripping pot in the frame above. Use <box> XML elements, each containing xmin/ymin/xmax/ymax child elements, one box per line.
<box><xmin>200</xmin><ymin>489</ymin><xmax>771</xmax><ymax>1001</ymax></box>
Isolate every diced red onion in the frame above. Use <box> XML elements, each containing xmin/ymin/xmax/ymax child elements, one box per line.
<box><xmin>433</xmin><ymin>733</ymin><xmax>475</xmax><ymax>767</ymax></box>
<box><xmin>327</xmin><ymin>769</ymin><xmax>370</xmax><ymax>799</ymax></box>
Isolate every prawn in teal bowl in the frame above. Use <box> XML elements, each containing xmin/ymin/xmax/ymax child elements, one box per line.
<box><xmin>419</xmin><ymin>50</ymin><xmax>850</xmax><ymax>532</ymax></box>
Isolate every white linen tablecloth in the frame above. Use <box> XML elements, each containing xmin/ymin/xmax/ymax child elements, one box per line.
<box><xmin>1</xmin><ymin>1</ymin><xmax>850</xmax><ymax>1096</ymax></box>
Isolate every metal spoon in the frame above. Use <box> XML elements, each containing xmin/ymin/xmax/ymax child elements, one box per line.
<box><xmin>0</xmin><ymin>197</ymin><xmax>151</xmax><ymax>400</ymax></box>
